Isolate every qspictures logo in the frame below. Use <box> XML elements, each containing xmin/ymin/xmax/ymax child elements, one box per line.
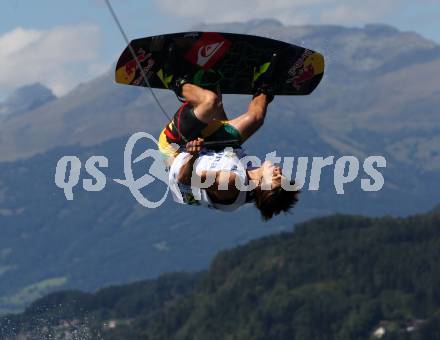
<box><xmin>55</xmin><ymin>132</ymin><xmax>170</xmax><ymax>209</ymax></box>
<box><xmin>54</xmin><ymin>132</ymin><xmax>387</xmax><ymax>209</ymax></box>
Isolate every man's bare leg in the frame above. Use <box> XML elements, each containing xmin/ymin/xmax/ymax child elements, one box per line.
<box><xmin>180</xmin><ymin>83</ymin><xmax>228</xmax><ymax>123</ymax></box>
<box><xmin>227</xmin><ymin>93</ymin><xmax>270</xmax><ymax>142</ymax></box>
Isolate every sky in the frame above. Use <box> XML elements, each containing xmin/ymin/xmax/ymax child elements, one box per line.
<box><xmin>0</xmin><ymin>0</ymin><xmax>439</xmax><ymax>99</ymax></box>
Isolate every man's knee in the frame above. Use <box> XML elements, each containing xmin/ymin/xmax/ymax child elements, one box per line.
<box><xmin>201</xmin><ymin>90</ymin><xmax>219</xmax><ymax>109</ymax></box>
<box><xmin>251</xmin><ymin>110</ymin><xmax>266</xmax><ymax>127</ymax></box>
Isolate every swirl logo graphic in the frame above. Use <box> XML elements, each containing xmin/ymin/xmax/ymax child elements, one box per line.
<box><xmin>114</xmin><ymin>132</ymin><xmax>169</xmax><ymax>208</ymax></box>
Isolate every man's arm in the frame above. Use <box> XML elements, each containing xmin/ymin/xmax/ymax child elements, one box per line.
<box><xmin>177</xmin><ymin>154</ymin><xmax>199</xmax><ymax>185</ymax></box>
<box><xmin>176</xmin><ymin>138</ymin><xmax>204</xmax><ymax>185</ymax></box>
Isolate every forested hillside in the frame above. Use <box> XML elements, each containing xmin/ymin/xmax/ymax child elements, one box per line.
<box><xmin>2</xmin><ymin>207</ymin><xmax>440</xmax><ymax>339</ymax></box>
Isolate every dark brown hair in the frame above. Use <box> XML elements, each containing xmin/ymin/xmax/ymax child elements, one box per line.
<box><xmin>254</xmin><ymin>180</ymin><xmax>300</xmax><ymax>221</ymax></box>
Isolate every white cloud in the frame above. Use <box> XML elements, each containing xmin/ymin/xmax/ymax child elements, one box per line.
<box><xmin>318</xmin><ymin>1</ymin><xmax>404</xmax><ymax>25</ymax></box>
<box><xmin>155</xmin><ymin>0</ymin><xmax>413</xmax><ymax>26</ymax></box>
<box><xmin>0</xmin><ymin>24</ymin><xmax>108</xmax><ymax>97</ymax></box>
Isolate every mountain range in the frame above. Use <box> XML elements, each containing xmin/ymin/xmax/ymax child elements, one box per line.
<box><xmin>0</xmin><ymin>83</ymin><xmax>56</xmax><ymax>118</ymax></box>
<box><xmin>0</xmin><ymin>19</ymin><xmax>438</xmax><ymax>313</ymax></box>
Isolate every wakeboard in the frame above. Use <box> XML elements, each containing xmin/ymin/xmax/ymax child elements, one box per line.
<box><xmin>115</xmin><ymin>32</ymin><xmax>324</xmax><ymax>95</ymax></box>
